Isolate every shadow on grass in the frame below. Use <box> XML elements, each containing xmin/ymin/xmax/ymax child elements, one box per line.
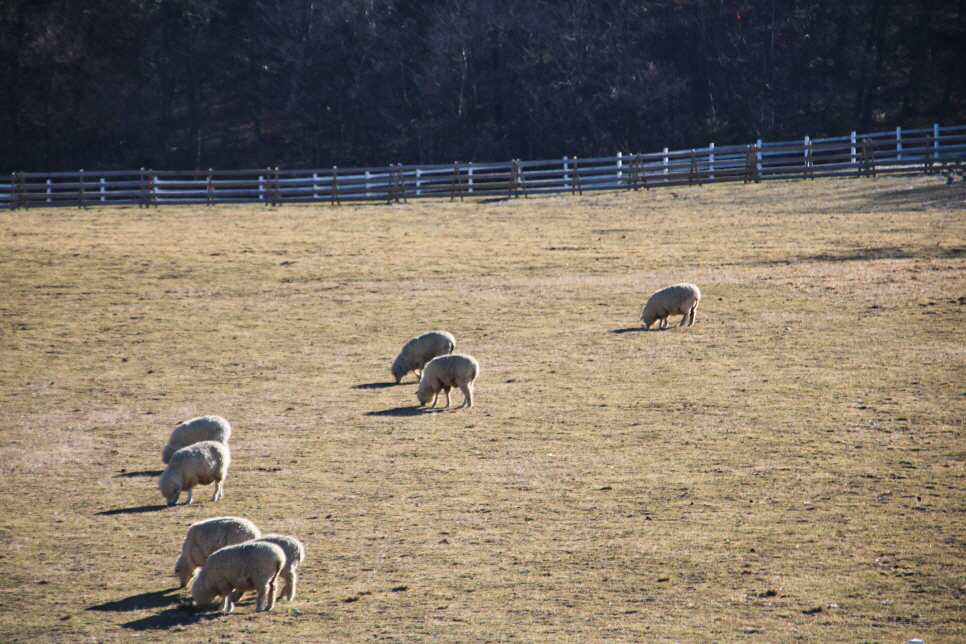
<box><xmin>122</xmin><ymin>607</ymin><xmax>223</xmax><ymax>631</ymax></box>
<box><xmin>88</xmin><ymin>588</ymin><xmax>183</xmax><ymax>612</ymax></box>
<box><xmin>96</xmin><ymin>504</ymin><xmax>169</xmax><ymax>516</ymax></box>
<box><xmin>366</xmin><ymin>406</ymin><xmax>428</xmax><ymax>417</ymax></box>
<box><xmin>89</xmin><ymin>588</ymin><xmax>227</xmax><ymax>630</ymax></box>
<box><xmin>351</xmin><ymin>382</ymin><xmax>402</xmax><ymax>390</ymax></box>
<box><xmin>612</xmin><ymin>326</ymin><xmax>648</xmax><ymax>334</ymax></box>
<box><xmin>113</xmin><ymin>470</ymin><xmax>164</xmax><ymax>478</ymax></box>
<box><xmin>764</xmin><ymin>245</ymin><xmax>966</xmax><ymax>265</ymax></box>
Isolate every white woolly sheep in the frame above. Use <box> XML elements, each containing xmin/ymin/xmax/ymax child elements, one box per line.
<box><xmin>158</xmin><ymin>440</ymin><xmax>231</xmax><ymax>506</ymax></box>
<box><xmin>174</xmin><ymin>517</ymin><xmax>262</xmax><ymax>588</ymax></box>
<box><xmin>416</xmin><ymin>353</ymin><xmax>480</xmax><ymax>409</ymax></box>
<box><xmin>391</xmin><ymin>330</ymin><xmax>456</xmax><ymax>383</ymax></box>
<box><xmin>231</xmin><ymin>534</ymin><xmax>306</xmax><ymax>603</ymax></box>
<box><xmin>162</xmin><ymin>415</ymin><xmax>231</xmax><ymax>464</ymax></box>
<box><xmin>641</xmin><ymin>283</ymin><xmax>701</xmax><ymax>330</ymax></box>
<box><xmin>191</xmin><ymin>541</ymin><xmax>285</xmax><ymax>613</ymax></box>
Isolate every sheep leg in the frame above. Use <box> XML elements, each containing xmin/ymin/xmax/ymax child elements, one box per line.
<box><xmin>660</xmin><ymin>317</ymin><xmax>668</xmax><ymax>330</ymax></box>
<box><xmin>430</xmin><ymin>390</ymin><xmax>439</xmax><ymax>408</ymax></box>
<box><xmin>221</xmin><ymin>594</ymin><xmax>234</xmax><ymax>613</ymax></box>
<box><xmin>283</xmin><ymin>571</ymin><xmax>297</xmax><ymax>601</ymax></box>
<box><xmin>443</xmin><ymin>386</ymin><xmax>452</xmax><ymax>408</ymax></box>
<box><xmin>185</xmin><ymin>488</ymin><xmax>194</xmax><ymax>504</ymax></box>
<box><xmin>688</xmin><ymin>304</ymin><xmax>697</xmax><ymax>326</ymax></box>
<box><xmin>460</xmin><ymin>384</ymin><xmax>473</xmax><ymax>409</ymax></box>
<box><xmin>257</xmin><ymin>577</ymin><xmax>278</xmax><ymax>612</ymax></box>
<box><xmin>679</xmin><ymin>312</ymin><xmax>689</xmax><ymax>326</ymax></box>
<box><xmin>212</xmin><ymin>479</ymin><xmax>224</xmax><ymax>502</ymax></box>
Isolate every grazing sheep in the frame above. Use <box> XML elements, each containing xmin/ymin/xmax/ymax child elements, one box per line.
<box><xmin>162</xmin><ymin>415</ymin><xmax>231</xmax><ymax>464</ymax></box>
<box><xmin>231</xmin><ymin>534</ymin><xmax>306</xmax><ymax>603</ymax></box>
<box><xmin>174</xmin><ymin>517</ymin><xmax>262</xmax><ymax>588</ymax></box>
<box><xmin>191</xmin><ymin>541</ymin><xmax>285</xmax><ymax>613</ymax></box>
<box><xmin>416</xmin><ymin>353</ymin><xmax>480</xmax><ymax>409</ymax></box>
<box><xmin>641</xmin><ymin>283</ymin><xmax>701</xmax><ymax>330</ymax></box>
<box><xmin>158</xmin><ymin>440</ymin><xmax>231</xmax><ymax>506</ymax></box>
<box><xmin>391</xmin><ymin>331</ymin><xmax>456</xmax><ymax>383</ymax></box>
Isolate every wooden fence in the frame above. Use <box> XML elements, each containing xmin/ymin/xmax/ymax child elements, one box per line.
<box><xmin>4</xmin><ymin>124</ymin><xmax>966</xmax><ymax>209</ymax></box>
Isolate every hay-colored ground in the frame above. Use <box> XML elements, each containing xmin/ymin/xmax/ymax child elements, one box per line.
<box><xmin>0</xmin><ymin>174</ymin><xmax>964</xmax><ymax>643</ymax></box>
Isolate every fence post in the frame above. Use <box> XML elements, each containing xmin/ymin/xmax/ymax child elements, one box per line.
<box><xmin>398</xmin><ymin>165</ymin><xmax>408</xmax><ymax>203</ymax></box>
<box><xmin>934</xmin><ymin>123</ymin><xmax>940</xmax><ymax>165</ymax></box>
<box><xmin>312</xmin><ymin>173</ymin><xmax>319</xmax><ymax>201</ymax></box>
<box><xmin>896</xmin><ymin>126</ymin><xmax>902</xmax><ymax>161</ymax></box>
<box><xmin>451</xmin><ymin>162</ymin><xmax>464</xmax><ymax>201</ymax></box>
<box><xmin>79</xmin><ymin>169</ymin><xmax>85</xmax><ymax>209</ymax></box>
<box><xmin>617</xmin><ymin>151</ymin><xmax>623</xmax><ymax>186</ymax></box>
<box><xmin>468</xmin><ymin>162</ymin><xmax>474</xmax><ymax>194</ymax></box>
<box><xmin>756</xmin><ymin>140</ymin><xmax>763</xmax><ymax>179</ymax></box>
<box><xmin>206</xmin><ymin>169</ymin><xmax>214</xmax><ymax>205</ymax></box>
<box><xmin>47</xmin><ymin>178</ymin><xmax>52</xmax><ymax>203</ymax></box>
<box><xmin>100</xmin><ymin>176</ymin><xmax>106</xmax><ymax>202</ymax></box>
<box><xmin>16</xmin><ymin>172</ymin><xmax>26</xmax><ymax>209</ymax></box>
<box><xmin>572</xmin><ymin>157</ymin><xmax>582</xmax><ymax>195</ymax></box>
<box><xmin>416</xmin><ymin>168</ymin><xmax>422</xmax><ymax>196</ymax></box>
<box><xmin>663</xmin><ymin>147</ymin><xmax>669</xmax><ymax>180</ymax></box>
<box><xmin>805</xmin><ymin>136</ymin><xmax>813</xmax><ymax>178</ymax></box>
<box><xmin>709</xmin><ymin>143</ymin><xmax>715</xmax><ymax>179</ymax></box>
<box><xmin>331</xmin><ymin>166</ymin><xmax>340</xmax><ymax>205</ymax></box>
<box><xmin>851</xmin><ymin>131</ymin><xmax>857</xmax><ymax>170</ymax></box>
<box><xmin>563</xmin><ymin>156</ymin><xmax>570</xmax><ymax>190</ymax></box>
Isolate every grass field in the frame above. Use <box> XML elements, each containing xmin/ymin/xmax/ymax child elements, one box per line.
<box><xmin>1</xmin><ymin>173</ymin><xmax>964</xmax><ymax>643</ymax></box>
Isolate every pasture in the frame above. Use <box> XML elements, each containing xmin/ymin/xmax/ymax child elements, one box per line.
<box><xmin>0</xmin><ymin>174</ymin><xmax>964</xmax><ymax>643</ymax></box>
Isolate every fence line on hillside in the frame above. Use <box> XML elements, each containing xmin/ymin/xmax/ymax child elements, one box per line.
<box><xmin>4</xmin><ymin>125</ymin><xmax>966</xmax><ymax>209</ymax></box>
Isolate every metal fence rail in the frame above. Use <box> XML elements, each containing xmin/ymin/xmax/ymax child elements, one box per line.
<box><xmin>5</xmin><ymin>125</ymin><xmax>966</xmax><ymax>209</ymax></box>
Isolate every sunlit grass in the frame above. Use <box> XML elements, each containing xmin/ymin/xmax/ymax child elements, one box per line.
<box><xmin>0</xmin><ymin>174</ymin><xmax>963</xmax><ymax>643</ymax></box>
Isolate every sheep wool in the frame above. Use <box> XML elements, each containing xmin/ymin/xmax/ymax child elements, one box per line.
<box><xmin>641</xmin><ymin>283</ymin><xmax>701</xmax><ymax>330</ymax></box>
<box><xmin>158</xmin><ymin>440</ymin><xmax>231</xmax><ymax>506</ymax></box>
<box><xmin>191</xmin><ymin>541</ymin><xmax>286</xmax><ymax>613</ymax></box>
<box><xmin>174</xmin><ymin>517</ymin><xmax>262</xmax><ymax>588</ymax></box>
<box><xmin>391</xmin><ymin>331</ymin><xmax>456</xmax><ymax>383</ymax></box>
<box><xmin>416</xmin><ymin>353</ymin><xmax>480</xmax><ymax>409</ymax></box>
<box><xmin>232</xmin><ymin>534</ymin><xmax>306</xmax><ymax>602</ymax></box>
<box><xmin>162</xmin><ymin>415</ymin><xmax>232</xmax><ymax>464</ymax></box>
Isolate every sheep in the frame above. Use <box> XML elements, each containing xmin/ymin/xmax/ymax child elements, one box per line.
<box><xmin>231</xmin><ymin>534</ymin><xmax>306</xmax><ymax>603</ymax></box>
<box><xmin>391</xmin><ymin>331</ymin><xmax>456</xmax><ymax>383</ymax></box>
<box><xmin>416</xmin><ymin>353</ymin><xmax>480</xmax><ymax>409</ymax></box>
<box><xmin>162</xmin><ymin>415</ymin><xmax>231</xmax><ymax>464</ymax></box>
<box><xmin>158</xmin><ymin>440</ymin><xmax>231</xmax><ymax>506</ymax></box>
<box><xmin>640</xmin><ymin>283</ymin><xmax>701</xmax><ymax>330</ymax></box>
<box><xmin>191</xmin><ymin>541</ymin><xmax>285</xmax><ymax>613</ymax></box>
<box><xmin>174</xmin><ymin>517</ymin><xmax>262</xmax><ymax>588</ymax></box>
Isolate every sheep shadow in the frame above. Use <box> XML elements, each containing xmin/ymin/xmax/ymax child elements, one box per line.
<box><xmin>366</xmin><ymin>406</ymin><xmax>430</xmax><ymax>417</ymax></box>
<box><xmin>113</xmin><ymin>469</ymin><xmax>164</xmax><ymax>478</ymax></box>
<box><xmin>351</xmin><ymin>382</ymin><xmax>403</xmax><ymax>390</ymax></box>
<box><xmin>612</xmin><ymin>326</ymin><xmax>649</xmax><ymax>334</ymax></box>
<box><xmin>88</xmin><ymin>588</ymin><xmax>183</xmax><ymax>613</ymax></box>
<box><xmin>122</xmin><ymin>606</ymin><xmax>222</xmax><ymax>631</ymax></box>
<box><xmin>96</xmin><ymin>504</ymin><xmax>169</xmax><ymax>516</ymax></box>
<box><xmin>88</xmin><ymin>588</ymin><xmax>224</xmax><ymax>630</ymax></box>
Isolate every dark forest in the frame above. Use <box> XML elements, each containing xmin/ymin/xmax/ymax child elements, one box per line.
<box><xmin>2</xmin><ymin>0</ymin><xmax>964</xmax><ymax>173</ymax></box>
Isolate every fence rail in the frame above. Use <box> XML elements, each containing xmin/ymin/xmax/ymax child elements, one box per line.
<box><xmin>5</xmin><ymin>125</ymin><xmax>966</xmax><ymax>209</ymax></box>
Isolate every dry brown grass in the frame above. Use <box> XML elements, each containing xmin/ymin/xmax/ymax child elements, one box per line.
<box><xmin>1</xmin><ymin>174</ymin><xmax>964</xmax><ymax>643</ymax></box>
